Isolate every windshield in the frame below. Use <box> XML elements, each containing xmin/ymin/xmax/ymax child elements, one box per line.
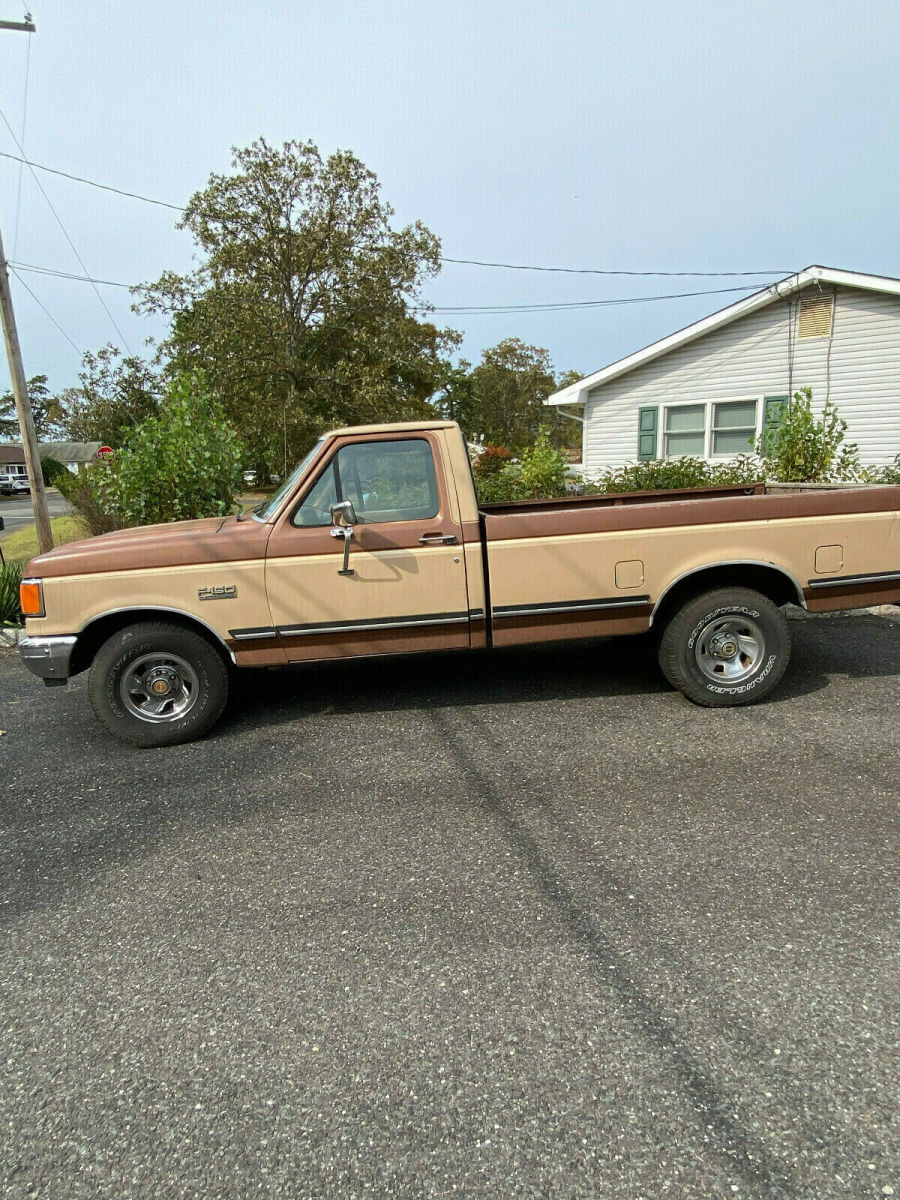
<box><xmin>253</xmin><ymin>439</ymin><xmax>325</xmax><ymax>522</ymax></box>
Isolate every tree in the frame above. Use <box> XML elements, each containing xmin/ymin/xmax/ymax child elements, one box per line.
<box><xmin>135</xmin><ymin>138</ymin><xmax>459</xmax><ymax>477</ymax></box>
<box><xmin>438</xmin><ymin>339</ymin><xmax>569</xmax><ymax>452</ymax></box>
<box><xmin>58</xmin><ymin>344</ymin><xmax>162</xmax><ymax>447</ymax></box>
<box><xmin>0</xmin><ymin>374</ymin><xmax>65</xmax><ymax>441</ymax></box>
<box><xmin>70</xmin><ymin>370</ymin><xmax>242</xmax><ymax>531</ymax></box>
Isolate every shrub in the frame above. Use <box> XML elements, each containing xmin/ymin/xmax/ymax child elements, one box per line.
<box><xmin>0</xmin><ymin>559</ymin><xmax>24</xmax><ymax>626</ymax></box>
<box><xmin>866</xmin><ymin>452</ymin><xmax>900</xmax><ymax>485</ymax></box>
<box><xmin>64</xmin><ymin>370</ymin><xmax>242</xmax><ymax>532</ymax></box>
<box><xmin>40</xmin><ymin>456</ymin><xmax>68</xmax><ymax>488</ymax></box>
<box><xmin>475</xmin><ymin>463</ymin><xmax>528</xmax><ymax>503</ymax></box>
<box><xmin>56</xmin><ymin>468</ymin><xmax>122</xmax><ymax>536</ymax></box>
<box><xmin>518</xmin><ymin>427</ymin><xmax>570</xmax><ymax>499</ymax></box>
<box><xmin>472</xmin><ymin>444</ymin><xmax>513</xmax><ymax>478</ymax></box>
<box><xmin>757</xmin><ymin>388</ymin><xmax>860</xmax><ymax>482</ymax></box>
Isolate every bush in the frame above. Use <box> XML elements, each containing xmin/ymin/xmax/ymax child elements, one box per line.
<box><xmin>472</xmin><ymin>444</ymin><xmax>513</xmax><ymax>478</ymax></box>
<box><xmin>518</xmin><ymin>427</ymin><xmax>570</xmax><ymax>499</ymax></box>
<box><xmin>40</xmin><ymin>455</ymin><xmax>68</xmax><ymax>488</ymax></box>
<box><xmin>0</xmin><ymin>559</ymin><xmax>24</xmax><ymax>626</ymax></box>
<box><xmin>757</xmin><ymin>388</ymin><xmax>860</xmax><ymax>482</ymax></box>
<box><xmin>585</xmin><ymin>454</ymin><xmax>763</xmax><ymax>495</ymax></box>
<box><xmin>866</xmin><ymin>452</ymin><xmax>900</xmax><ymax>485</ymax></box>
<box><xmin>475</xmin><ymin>463</ymin><xmax>528</xmax><ymax>503</ymax></box>
<box><xmin>65</xmin><ymin>370</ymin><xmax>242</xmax><ymax>532</ymax></box>
<box><xmin>56</xmin><ymin>468</ymin><xmax>122</xmax><ymax>537</ymax></box>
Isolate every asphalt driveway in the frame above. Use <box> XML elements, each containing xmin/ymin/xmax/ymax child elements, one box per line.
<box><xmin>0</xmin><ymin>614</ymin><xmax>898</xmax><ymax>1200</ymax></box>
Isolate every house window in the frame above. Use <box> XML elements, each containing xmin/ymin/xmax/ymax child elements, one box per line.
<box><xmin>659</xmin><ymin>397</ymin><xmax>761</xmax><ymax>458</ymax></box>
<box><xmin>663</xmin><ymin>405</ymin><xmax>706</xmax><ymax>456</ymax></box>
<box><xmin>711</xmin><ymin>399</ymin><xmax>758</xmax><ymax>455</ymax></box>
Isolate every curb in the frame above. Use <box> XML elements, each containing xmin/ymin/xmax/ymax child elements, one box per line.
<box><xmin>0</xmin><ymin>626</ymin><xmax>24</xmax><ymax>647</ymax></box>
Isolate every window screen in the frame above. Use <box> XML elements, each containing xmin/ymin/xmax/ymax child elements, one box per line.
<box><xmin>711</xmin><ymin>399</ymin><xmax>758</xmax><ymax>455</ymax></box>
<box><xmin>664</xmin><ymin>405</ymin><xmax>706</xmax><ymax>456</ymax></box>
<box><xmin>294</xmin><ymin>439</ymin><xmax>439</xmax><ymax>526</ymax></box>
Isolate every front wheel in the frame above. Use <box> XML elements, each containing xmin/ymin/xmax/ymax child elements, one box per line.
<box><xmin>88</xmin><ymin>622</ymin><xmax>229</xmax><ymax>747</ymax></box>
<box><xmin>658</xmin><ymin>588</ymin><xmax>790</xmax><ymax>707</ymax></box>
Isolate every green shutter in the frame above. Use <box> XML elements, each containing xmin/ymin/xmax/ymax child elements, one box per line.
<box><xmin>761</xmin><ymin>395</ymin><xmax>789</xmax><ymax>454</ymax></box>
<box><xmin>637</xmin><ymin>406</ymin><xmax>659</xmax><ymax>460</ymax></box>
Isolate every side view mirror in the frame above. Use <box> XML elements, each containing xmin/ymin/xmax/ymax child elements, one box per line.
<box><xmin>330</xmin><ymin>499</ymin><xmax>358</xmax><ymax>528</ymax></box>
<box><xmin>329</xmin><ymin>500</ymin><xmax>358</xmax><ymax>575</ymax></box>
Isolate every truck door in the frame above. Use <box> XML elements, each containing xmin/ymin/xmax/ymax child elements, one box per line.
<box><xmin>263</xmin><ymin>432</ymin><xmax>472</xmax><ymax>661</ymax></box>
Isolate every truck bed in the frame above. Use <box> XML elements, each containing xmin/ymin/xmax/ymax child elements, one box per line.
<box><xmin>479</xmin><ymin>483</ymin><xmax>900</xmax><ymax>647</ymax></box>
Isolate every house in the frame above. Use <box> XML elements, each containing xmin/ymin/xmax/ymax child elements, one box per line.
<box><xmin>546</xmin><ymin>266</ymin><xmax>900</xmax><ymax>476</ymax></box>
<box><xmin>0</xmin><ymin>442</ymin><xmax>102</xmax><ymax>478</ymax></box>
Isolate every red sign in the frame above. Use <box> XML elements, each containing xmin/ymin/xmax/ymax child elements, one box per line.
<box><xmin>97</xmin><ymin>446</ymin><xmax>114</xmax><ymax>459</ymax></box>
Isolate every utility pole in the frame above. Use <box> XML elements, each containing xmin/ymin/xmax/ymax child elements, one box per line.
<box><xmin>0</xmin><ymin>13</ymin><xmax>53</xmax><ymax>553</ymax></box>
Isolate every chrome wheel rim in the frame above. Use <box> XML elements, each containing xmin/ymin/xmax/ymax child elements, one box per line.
<box><xmin>120</xmin><ymin>652</ymin><xmax>199</xmax><ymax>723</ymax></box>
<box><xmin>694</xmin><ymin>614</ymin><xmax>764</xmax><ymax>684</ymax></box>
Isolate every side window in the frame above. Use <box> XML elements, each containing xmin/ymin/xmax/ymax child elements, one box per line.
<box><xmin>293</xmin><ymin>438</ymin><xmax>440</xmax><ymax>526</ymax></box>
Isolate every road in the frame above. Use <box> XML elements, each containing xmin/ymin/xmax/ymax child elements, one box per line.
<box><xmin>0</xmin><ymin>491</ymin><xmax>72</xmax><ymax>540</ymax></box>
<box><xmin>0</xmin><ymin>614</ymin><xmax>898</xmax><ymax>1200</ymax></box>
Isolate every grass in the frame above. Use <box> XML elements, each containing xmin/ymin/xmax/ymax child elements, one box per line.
<box><xmin>0</xmin><ymin>515</ymin><xmax>84</xmax><ymax>565</ymax></box>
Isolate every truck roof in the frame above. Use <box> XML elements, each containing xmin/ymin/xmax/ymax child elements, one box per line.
<box><xmin>327</xmin><ymin>419</ymin><xmax>459</xmax><ymax>437</ymax></box>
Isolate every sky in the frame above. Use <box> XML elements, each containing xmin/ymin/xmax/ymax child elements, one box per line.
<box><xmin>1</xmin><ymin>0</ymin><xmax>900</xmax><ymax>401</ymax></box>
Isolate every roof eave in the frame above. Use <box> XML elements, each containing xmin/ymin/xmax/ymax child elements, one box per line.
<box><xmin>545</xmin><ymin>264</ymin><xmax>900</xmax><ymax>406</ymax></box>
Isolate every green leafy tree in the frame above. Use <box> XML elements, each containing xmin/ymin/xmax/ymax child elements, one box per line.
<box><xmin>59</xmin><ymin>345</ymin><xmax>162</xmax><ymax>447</ymax></box>
<box><xmin>71</xmin><ymin>370</ymin><xmax>241</xmax><ymax>530</ymax></box>
<box><xmin>758</xmin><ymin>388</ymin><xmax>860</xmax><ymax>482</ymax></box>
<box><xmin>0</xmin><ymin>374</ymin><xmax>65</xmax><ymax>441</ymax></box>
<box><xmin>135</xmin><ymin>138</ymin><xmax>459</xmax><ymax>477</ymax></box>
<box><xmin>462</xmin><ymin>339</ymin><xmax>560</xmax><ymax>451</ymax></box>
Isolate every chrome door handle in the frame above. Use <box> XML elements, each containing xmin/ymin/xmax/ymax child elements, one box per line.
<box><xmin>418</xmin><ymin>533</ymin><xmax>457</xmax><ymax>545</ymax></box>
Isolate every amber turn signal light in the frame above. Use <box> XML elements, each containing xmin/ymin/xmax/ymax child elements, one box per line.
<box><xmin>19</xmin><ymin>578</ymin><xmax>44</xmax><ymax>618</ymax></box>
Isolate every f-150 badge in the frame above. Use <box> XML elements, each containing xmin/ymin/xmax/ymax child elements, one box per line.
<box><xmin>198</xmin><ymin>585</ymin><xmax>237</xmax><ymax>601</ymax></box>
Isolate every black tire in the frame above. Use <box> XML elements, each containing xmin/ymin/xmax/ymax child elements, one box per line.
<box><xmin>88</xmin><ymin>622</ymin><xmax>229</xmax><ymax>747</ymax></box>
<box><xmin>658</xmin><ymin>587</ymin><xmax>790</xmax><ymax>707</ymax></box>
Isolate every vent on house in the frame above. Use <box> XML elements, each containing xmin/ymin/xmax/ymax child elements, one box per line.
<box><xmin>797</xmin><ymin>293</ymin><xmax>834</xmax><ymax>339</ymax></box>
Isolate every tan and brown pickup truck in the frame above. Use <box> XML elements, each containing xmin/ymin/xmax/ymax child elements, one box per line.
<box><xmin>18</xmin><ymin>419</ymin><xmax>900</xmax><ymax>746</ymax></box>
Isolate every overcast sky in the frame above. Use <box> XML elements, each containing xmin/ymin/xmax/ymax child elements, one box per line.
<box><xmin>1</xmin><ymin>0</ymin><xmax>899</xmax><ymax>401</ymax></box>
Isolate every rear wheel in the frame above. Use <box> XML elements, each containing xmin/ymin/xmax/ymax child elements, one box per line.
<box><xmin>88</xmin><ymin>622</ymin><xmax>229</xmax><ymax>746</ymax></box>
<box><xmin>658</xmin><ymin>587</ymin><xmax>790</xmax><ymax>707</ymax></box>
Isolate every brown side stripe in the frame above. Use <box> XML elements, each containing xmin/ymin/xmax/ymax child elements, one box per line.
<box><xmin>493</xmin><ymin>595</ymin><xmax>650</xmax><ymax>619</ymax></box>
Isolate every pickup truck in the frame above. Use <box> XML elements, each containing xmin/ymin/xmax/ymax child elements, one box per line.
<box><xmin>18</xmin><ymin>419</ymin><xmax>900</xmax><ymax>746</ymax></box>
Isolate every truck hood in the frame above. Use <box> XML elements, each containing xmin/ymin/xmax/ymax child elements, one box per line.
<box><xmin>27</xmin><ymin>514</ymin><xmax>272</xmax><ymax>578</ymax></box>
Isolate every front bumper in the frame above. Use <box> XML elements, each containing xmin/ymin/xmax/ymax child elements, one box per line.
<box><xmin>19</xmin><ymin>635</ymin><xmax>77</xmax><ymax>683</ymax></box>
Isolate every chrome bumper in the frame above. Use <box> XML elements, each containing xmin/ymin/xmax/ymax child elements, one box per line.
<box><xmin>19</xmin><ymin>635</ymin><xmax>77</xmax><ymax>682</ymax></box>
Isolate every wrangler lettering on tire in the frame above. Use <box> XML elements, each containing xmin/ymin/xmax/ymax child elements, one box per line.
<box><xmin>658</xmin><ymin>587</ymin><xmax>791</xmax><ymax>707</ymax></box>
<box><xmin>88</xmin><ymin>622</ymin><xmax>229</xmax><ymax>748</ymax></box>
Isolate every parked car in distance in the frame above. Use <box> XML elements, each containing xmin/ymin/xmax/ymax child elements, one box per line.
<box><xmin>0</xmin><ymin>473</ymin><xmax>29</xmax><ymax>496</ymax></box>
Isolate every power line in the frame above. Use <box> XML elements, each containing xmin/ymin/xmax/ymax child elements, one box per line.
<box><xmin>416</xmin><ymin>284</ymin><xmax>765</xmax><ymax>315</ymax></box>
<box><xmin>440</xmin><ymin>257</ymin><xmax>788</xmax><ymax>278</ymax></box>
<box><xmin>0</xmin><ymin>152</ymin><xmax>790</xmax><ymax>280</ymax></box>
<box><xmin>8</xmin><ymin>266</ymin><xmax>83</xmax><ymax>353</ymax></box>
<box><xmin>10</xmin><ymin>260</ymin><xmax>134</xmax><ymax>288</ymax></box>
<box><xmin>0</xmin><ymin>151</ymin><xmax>184</xmax><ymax>212</ymax></box>
<box><xmin>0</xmin><ymin>108</ymin><xmax>134</xmax><ymax>352</ymax></box>
<box><xmin>10</xmin><ymin>261</ymin><xmax>768</xmax><ymax>314</ymax></box>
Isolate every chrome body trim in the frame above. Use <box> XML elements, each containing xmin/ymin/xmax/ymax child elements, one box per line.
<box><xmin>493</xmin><ymin>596</ymin><xmax>650</xmax><ymax>619</ymax></box>
<box><xmin>808</xmin><ymin>569</ymin><xmax>900</xmax><ymax>589</ymax></box>
<box><xmin>229</xmin><ymin>611</ymin><xmax>472</xmax><ymax>641</ymax></box>
<box><xmin>649</xmin><ymin>560</ymin><xmax>806</xmax><ymax>624</ymax></box>
<box><xmin>19</xmin><ymin>635</ymin><xmax>77</xmax><ymax>680</ymax></box>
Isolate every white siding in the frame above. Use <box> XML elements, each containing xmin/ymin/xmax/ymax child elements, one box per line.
<box><xmin>582</xmin><ymin>285</ymin><xmax>900</xmax><ymax>475</ymax></box>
